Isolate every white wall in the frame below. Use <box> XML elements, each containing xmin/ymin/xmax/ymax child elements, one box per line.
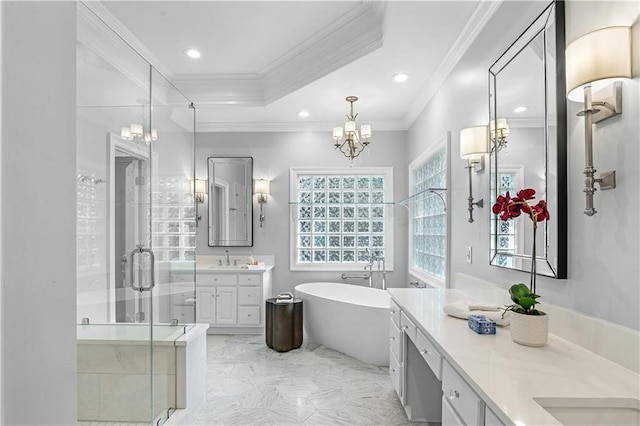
<box><xmin>407</xmin><ymin>0</ymin><xmax>640</xmax><ymax>331</ymax></box>
<box><xmin>1</xmin><ymin>2</ymin><xmax>77</xmax><ymax>424</ymax></box>
<box><xmin>195</xmin><ymin>131</ymin><xmax>409</xmax><ymax>295</ymax></box>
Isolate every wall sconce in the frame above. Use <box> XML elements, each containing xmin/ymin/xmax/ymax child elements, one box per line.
<box><xmin>490</xmin><ymin>118</ymin><xmax>509</xmax><ymax>152</ymax></box>
<box><xmin>566</xmin><ymin>26</ymin><xmax>631</xmax><ymax>216</ymax></box>
<box><xmin>190</xmin><ymin>179</ymin><xmax>207</xmax><ymax>225</ymax></box>
<box><xmin>254</xmin><ymin>179</ymin><xmax>271</xmax><ymax>228</ymax></box>
<box><xmin>460</xmin><ymin>126</ymin><xmax>489</xmax><ymax>223</ymax></box>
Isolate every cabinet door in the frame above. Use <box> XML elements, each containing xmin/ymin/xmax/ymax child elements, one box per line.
<box><xmin>442</xmin><ymin>398</ymin><xmax>464</xmax><ymax>426</ymax></box>
<box><xmin>196</xmin><ymin>287</ymin><xmax>216</xmax><ymax>324</ymax></box>
<box><xmin>215</xmin><ymin>286</ymin><xmax>237</xmax><ymax>325</ymax></box>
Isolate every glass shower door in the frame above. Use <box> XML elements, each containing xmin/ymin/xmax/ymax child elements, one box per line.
<box><xmin>76</xmin><ymin>3</ymin><xmax>195</xmax><ymax>424</ymax></box>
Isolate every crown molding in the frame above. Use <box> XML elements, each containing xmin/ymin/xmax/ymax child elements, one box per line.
<box><xmin>79</xmin><ymin>1</ymin><xmax>174</xmax><ymax>81</ymax></box>
<box><xmin>261</xmin><ymin>2</ymin><xmax>385</xmax><ymax>104</ymax></box>
<box><xmin>173</xmin><ymin>3</ymin><xmax>386</xmax><ymax>107</ymax></box>
<box><xmin>172</xmin><ymin>74</ymin><xmax>263</xmax><ymax>106</ymax></box>
<box><xmin>402</xmin><ymin>0</ymin><xmax>503</xmax><ymax>129</ymax></box>
<box><xmin>196</xmin><ymin>119</ymin><xmax>406</xmax><ymax>134</ymax></box>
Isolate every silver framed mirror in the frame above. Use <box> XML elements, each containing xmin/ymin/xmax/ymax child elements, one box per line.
<box><xmin>207</xmin><ymin>157</ymin><xmax>253</xmax><ymax>247</ymax></box>
<box><xmin>488</xmin><ymin>1</ymin><xmax>567</xmax><ymax>278</ymax></box>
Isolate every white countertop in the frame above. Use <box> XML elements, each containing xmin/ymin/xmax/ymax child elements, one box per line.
<box><xmin>388</xmin><ymin>288</ymin><xmax>640</xmax><ymax>426</ymax></box>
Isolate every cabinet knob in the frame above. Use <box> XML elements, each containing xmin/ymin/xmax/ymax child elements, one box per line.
<box><xmin>419</xmin><ymin>348</ymin><xmax>428</xmax><ymax>355</ymax></box>
<box><xmin>448</xmin><ymin>390</ymin><xmax>460</xmax><ymax>400</ymax></box>
<box><xmin>390</xmin><ymin>336</ymin><xmax>395</xmax><ymax>341</ymax></box>
<box><xmin>401</xmin><ymin>325</ymin><xmax>409</xmax><ymax>330</ymax></box>
<box><xmin>390</xmin><ymin>310</ymin><xmax>396</xmax><ymax>314</ymax></box>
<box><xmin>247</xmin><ymin>314</ymin><xmax>252</xmax><ymax>317</ymax></box>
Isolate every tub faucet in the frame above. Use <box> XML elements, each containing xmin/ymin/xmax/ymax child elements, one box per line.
<box><xmin>225</xmin><ymin>250</ymin><xmax>230</xmax><ymax>266</ymax></box>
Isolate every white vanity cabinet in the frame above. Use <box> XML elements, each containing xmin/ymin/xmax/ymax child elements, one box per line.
<box><xmin>390</xmin><ymin>300</ymin><xmax>443</xmax><ymax>422</ymax></box>
<box><xmin>442</xmin><ymin>360</ymin><xmax>484</xmax><ymax>426</ymax></box>
<box><xmin>196</xmin><ymin>269</ymin><xmax>272</xmax><ymax>334</ymax></box>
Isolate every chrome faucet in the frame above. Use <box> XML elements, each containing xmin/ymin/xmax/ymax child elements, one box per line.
<box><xmin>225</xmin><ymin>250</ymin><xmax>230</xmax><ymax>266</ymax></box>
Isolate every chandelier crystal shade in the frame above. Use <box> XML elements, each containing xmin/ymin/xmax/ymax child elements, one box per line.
<box><xmin>332</xmin><ymin>96</ymin><xmax>371</xmax><ymax>161</ymax></box>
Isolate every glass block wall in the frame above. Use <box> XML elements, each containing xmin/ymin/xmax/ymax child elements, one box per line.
<box><xmin>295</xmin><ymin>174</ymin><xmax>387</xmax><ymax>265</ymax></box>
<box><xmin>412</xmin><ymin>148</ymin><xmax>447</xmax><ymax>279</ymax></box>
<box><xmin>151</xmin><ymin>176</ymin><xmax>196</xmax><ymax>262</ymax></box>
<box><xmin>491</xmin><ymin>172</ymin><xmax>517</xmax><ymax>268</ymax></box>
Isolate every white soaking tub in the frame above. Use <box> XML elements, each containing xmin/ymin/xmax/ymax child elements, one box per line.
<box><xmin>77</xmin><ymin>322</ymin><xmax>208</xmax><ymax>423</ymax></box>
<box><xmin>295</xmin><ymin>282</ymin><xmax>390</xmax><ymax>366</ymax></box>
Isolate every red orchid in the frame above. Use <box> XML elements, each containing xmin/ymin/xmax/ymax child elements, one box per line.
<box><xmin>492</xmin><ymin>188</ymin><xmax>550</xmax><ymax>296</ymax></box>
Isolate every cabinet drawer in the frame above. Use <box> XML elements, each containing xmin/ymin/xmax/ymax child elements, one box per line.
<box><xmin>443</xmin><ymin>360</ymin><xmax>483</xmax><ymax>426</ymax></box>
<box><xmin>389</xmin><ymin>318</ymin><xmax>402</xmax><ymax>360</ymax></box>
<box><xmin>416</xmin><ymin>329</ymin><xmax>442</xmax><ymax>380</ymax></box>
<box><xmin>389</xmin><ymin>348</ymin><xmax>402</xmax><ymax>399</ymax></box>
<box><xmin>198</xmin><ymin>274</ymin><xmax>237</xmax><ymax>286</ymax></box>
<box><xmin>238</xmin><ymin>286</ymin><xmax>260</xmax><ymax>305</ymax></box>
<box><xmin>390</xmin><ymin>299</ymin><xmax>401</xmax><ymax>327</ymax></box>
<box><xmin>237</xmin><ymin>306</ymin><xmax>260</xmax><ymax>325</ymax></box>
<box><xmin>238</xmin><ymin>274</ymin><xmax>261</xmax><ymax>286</ymax></box>
<box><xmin>400</xmin><ymin>311</ymin><xmax>417</xmax><ymax>343</ymax></box>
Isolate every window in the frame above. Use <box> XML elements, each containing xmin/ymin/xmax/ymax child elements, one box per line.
<box><xmin>290</xmin><ymin>168</ymin><xmax>394</xmax><ymax>271</ymax></box>
<box><xmin>490</xmin><ymin>167</ymin><xmax>524</xmax><ymax>269</ymax></box>
<box><xmin>408</xmin><ymin>136</ymin><xmax>449</xmax><ymax>287</ymax></box>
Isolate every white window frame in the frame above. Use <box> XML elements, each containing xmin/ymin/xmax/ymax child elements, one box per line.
<box><xmin>408</xmin><ymin>133</ymin><xmax>451</xmax><ymax>288</ymax></box>
<box><xmin>289</xmin><ymin>167</ymin><xmax>394</xmax><ymax>272</ymax></box>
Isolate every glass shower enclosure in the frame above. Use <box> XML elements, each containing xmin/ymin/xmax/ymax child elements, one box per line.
<box><xmin>76</xmin><ymin>3</ymin><xmax>196</xmax><ymax>423</ymax></box>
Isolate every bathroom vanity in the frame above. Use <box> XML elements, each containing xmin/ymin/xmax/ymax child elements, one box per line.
<box><xmin>388</xmin><ymin>288</ymin><xmax>640</xmax><ymax>425</ymax></box>
<box><xmin>194</xmin><ymin>264</ymin><xmax>273</xmax><ymax>334</ymax></box>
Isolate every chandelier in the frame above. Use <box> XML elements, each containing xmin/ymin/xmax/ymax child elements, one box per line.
<box><xmin>490</xmin><ymin>118</ymin><xmax>509</xmax><ymax>152</ymax></box>
<box><xmin>332</xmin><ymin>96</ymin><xmax>372</xmax><ymax>161</ymax></box>
<box><xmin>121</xmin><ymin>123</ymin><xmax>158</xmax><ymax>144</ymax></box>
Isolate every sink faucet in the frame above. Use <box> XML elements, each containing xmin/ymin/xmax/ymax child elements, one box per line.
<box><xmin>225</xmin><ymin>250</ymin><xmax>230</xmax><ymax>266</ymax></box>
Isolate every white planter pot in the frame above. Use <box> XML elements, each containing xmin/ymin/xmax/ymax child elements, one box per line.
<box><xmin>509</xmin><ymin>311</ymin><xmax>548</xmax><ymax>347</ymax></box>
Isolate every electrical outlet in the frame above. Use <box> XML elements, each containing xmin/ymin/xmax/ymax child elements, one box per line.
<box><xmin>466</xmin><ymin>246</ymin><xmax>472</xmax><ymax>264</ymax></box>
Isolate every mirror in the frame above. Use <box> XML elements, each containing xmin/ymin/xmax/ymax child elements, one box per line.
<box><xmin>488</xmin><ymin>1</ymin><xmax>567</xmax><ymax>278</ymax></box>
<box><xmin>208</xmin><ymin>157</ymin><xmax>253</xmax><ymax>246</ymax></box>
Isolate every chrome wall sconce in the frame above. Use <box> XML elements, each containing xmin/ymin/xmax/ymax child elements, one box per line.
<box><xmin>254</xmin><ymin>179</ymin><xmax>271</xmax><ymax>228</ymax></box>
<box><xmin>191</xmin><ymin>179</ymin><xmax>207</xmax><ymax>225</ymax></box>
<box><xmin>490</xmin><ymin>118</ymin><xmax>509</xmax><ymax>152</ymax></box>
<box><xmin>460</xmin><ymin>126</ymin><xmax>489</xmax><ymax>223</ymax></box>
<box><xmin>566</xmin><ymin>26</ymin><xmax>631</xmax><ymax>216</ymax></box>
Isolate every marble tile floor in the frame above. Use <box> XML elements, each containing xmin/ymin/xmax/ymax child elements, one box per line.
<box><xmin>184</xmin><ymin>334</ymin><xmax>426</xmax><ymax>426</ymax></box>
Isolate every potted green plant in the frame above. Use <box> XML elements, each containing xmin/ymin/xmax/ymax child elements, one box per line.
<box><xmin>493</xmin><ymin>188</ymin><xmax>549</xmax><ymax>347</ymax></box>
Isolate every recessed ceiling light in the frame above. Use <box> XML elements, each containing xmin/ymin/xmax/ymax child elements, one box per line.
<box><xmin>184</xmin><ymin>48</ymin><xmax>201</xmax><ymax>59</ymax></box>
<box><xmin>298</xmin><ymin>110</ymin><xmax>310</xmax><ymax>118</ymax></box>
<box><xmin>514</xmin><ymin>106</ymin><xmax>527</xmax><ymax>113</ymax></box>
<box><xmin>392</xmin><ymin>73</ymin><xmax>409</xmax><ymax>83</ymax></box>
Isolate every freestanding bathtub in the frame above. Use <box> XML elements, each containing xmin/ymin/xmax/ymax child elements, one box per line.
<box><xmin>294</xmin><ymin>282</ymin><xmax>390</xmax><ymax>366</ymax></box>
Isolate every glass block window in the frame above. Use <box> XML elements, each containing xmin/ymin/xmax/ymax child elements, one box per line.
<box><xmin>151</xmin><ymin>176</ymin><xmax>197</xmax><ymax>262</ymax></box>
<box><xmin>290</xmin><ymin>168</ymin><xmax>393</xmax><ymax>271</ymax></box>
<box><xmin>490</xmin><ymin>171</ymin><xmax>519</xmax><ymax>268</ymax></box>
<box><xmin>410</xmin><ymin>148</ymin><xmax>447</xmax><ymax>281</ymax></box>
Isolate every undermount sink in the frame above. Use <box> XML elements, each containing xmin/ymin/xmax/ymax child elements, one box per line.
<box><xmin>534</xmin><ymin>397</ymin><xmax>640</xmax><ymax>426</ymax></box>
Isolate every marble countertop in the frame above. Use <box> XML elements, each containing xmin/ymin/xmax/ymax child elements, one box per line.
<box><xmin>388</xmin><ymin>288</ymin><xmax>640</xmax><ymax>426</ymax></box>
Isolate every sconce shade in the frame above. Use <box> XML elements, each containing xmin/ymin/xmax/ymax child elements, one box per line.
<box><xmin>194</xmin><ymin>179</ymin><xmax>207</xmax><ymax>194</ymax></box>
<box><xmin>254</xmin><ymin>179</ymin><xmax>270</xmax><ymax>195</ymax></box>
<box><xmin>566</xmin><ymin>26</ymin><xmax>632</xmax><ymax>102</ymax></box>
<box><xmin>344</xmin><ymin>120</ymin><xmax>356</xmax><ymax>133</ymax></box>
<box><xmin>460</xmin><ymin>126</ymin><xmax>489</xmax><ymax>160</ymax></box>
<box><xmin>130</xmin><ymin>123</ymin><xmax>143</xmax><ymax>137</ymax></box>
<box><xmin>333</xmin><ymin>127</ymin><xmax>343</xmax><ymax>140</ymax></box>
<box><xmin>360</xmin><ymin>124</ymin><xmax>372</xmax><ymax>139</ymax></box>
<box><xmin>490</xmin><ymin>118</ymin><xmax>509</xmax><ymax>138</ymax></box>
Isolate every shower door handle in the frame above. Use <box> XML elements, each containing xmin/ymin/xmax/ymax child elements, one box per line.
<box><xmin>129</xmin><ymin>244</ymin><xmax>155</xmax><ymax>292</ymax></box>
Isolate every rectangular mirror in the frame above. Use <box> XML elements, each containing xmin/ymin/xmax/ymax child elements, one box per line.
<box><xmin>488</xmin><ymin>1</ymin><xmax>567</xmax><ymax>278</ymax></box>
<box><xmin>208</xmin><ymin>157</ymin><xmax>253</xmax><ymax>247</ymax></box>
